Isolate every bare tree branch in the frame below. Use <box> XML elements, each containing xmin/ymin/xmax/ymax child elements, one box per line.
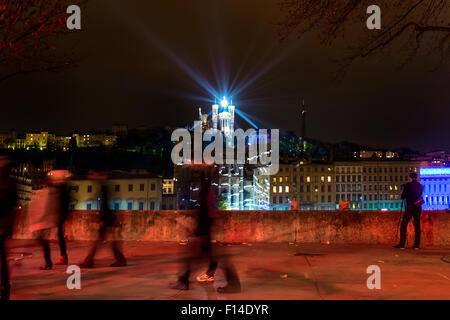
<box><xmin>0</xmin><ymin>0</ymin><xmax>86</xmax><ymax>84</ymax></box>
<box><xmin>277</xmin><ymin>0</ymin><xmax>450</xmax><ymax>77</ymax></box>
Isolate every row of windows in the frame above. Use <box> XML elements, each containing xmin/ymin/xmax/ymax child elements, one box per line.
<box><xmin>363</xmin><ymin>202</ymin><xmax>402</xmax><ymax>209</ymax></box>
<box><xmin>336</xmin><ymin>167</ymin><xmax>417</xmax><ymax>174</ymax></box>
<box><xmin>71</xmin><ymin>183</ymin><xmax>156</xmax><ymax>193</ymax></box>
<box><xmin>274</xmin><ymin>176</ymin><xmax>333</xmax><ymax>183</ymax></box>
<box><xmin>274</xmin><ymin>174</ymin><xmax>412</xmax><ymax>184</ymax></box>
<box><xmin>336</xmin><ymin>175</ymin><xmax>409</xmax><ymax>183</ymax></box>
<box><xmin>278</xmin><ymin>166</ymin><xmax>418</xmax><ymax>175</ymax></box>
<box><xmin>84</xmin><ymin>200</ymin><xmax>157</xmax><ymax>210</ymax></box>
<box><xmin>336</xmin><ymin>184</ymin><xmax>400</xmax><ymax>192</ymax></box>
<box><xmin>273</xmin><ymin>195</ymin><xmax>333</xmax><ymax>204</ymax></box>
<box><xmin>336</xmin><ymin>194</ymin><xmax>400</xmax><ymax>201</ymax></box>
<box><xmin>425</xmin><ymin>195</ymin><xmax>450</xmax><ymax>205</ymax></box>
<box><xmin>424</xmin><ymin>184</ymin><xmax>449</xmax><ymax>193</ymax></box>
<box><xmin>279</xmin><ymin>167</ymin><xmax>332</xmax><ymax>173</ymax></box>
<box><xmin>273</xmin><ymin>185</ymin><xmax>333</xmax><ymax>194</ymax></box>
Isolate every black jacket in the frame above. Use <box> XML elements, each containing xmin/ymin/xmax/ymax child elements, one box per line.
<box><xmin>401</xmin><ymin>180</ymin><xmax>424</xmax><ymax>207</ymax></box>
<box><xmin>0</xmin><ymin>174</ymin><xmax>17</xmax><ymax>236</ymax></box>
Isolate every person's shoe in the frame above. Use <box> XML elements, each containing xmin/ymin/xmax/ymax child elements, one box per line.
<box><xmin>196</xmin><ymin>273</ymin><xmax>215</xmax><ymax>283</ymax></box>
<box><xmin>413</xmin><ymin>246</ymin><xmax>421</xmax><ymax>250</ymax></box>
<box><xmin>79</xmin><ymin>260</ymin><xmax>94</xmax><ymax>269</ymax></box>
<box><xmin>55</xmin><ymin>255</ymin><xmax>68</xmax><ymax>265</ymax></box>
<box><xmin>170</xmin><ymin>280</ymin><xmax>189</xmax><ymax>290</ymax></box>
<box><xmin>392</xmin><ymin>244</ymin><xmax>405</xmax><ymax>250</ymax></box>
<box><xmin>110</xmin><ymin>260</ymin><xmax>127</xmax><ymax>267</ymax></box>
<box><xmin>217</xmin><ymin>283</ymin><xmax>241</xmax><ymax>294</ymax></box>
<box><xmin>40</xmin><ymin>262</ymin><xmax>53</xmax><ymax>270</ymax></box>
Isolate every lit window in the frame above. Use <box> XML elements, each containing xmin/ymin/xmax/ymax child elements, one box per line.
<box><xmin>327</xmin><ymin>176</ymin><xmax>332</xmax><ymax>182</ymax></box>
<box><xmin>285</xmin><ymin>186</ymin><xmax>289</xmax><ymax>193</ymax></box>
<box><xmin>279</xmin><ymin>177</ymin><xmax>283</xmax><ymax>183</ymax></box>
<box><xmin>306</xmin><ymin>176</ymin><xmax>311</xmax><ymax>183</ymax></box>
<box><xmin>321</xmin><ymin>176</ymin><xmax>325</xmax><ymax>183</ymax></box>
<box><xmin>279</xmin><ymin>186</ymin><xmax>283</xmax><ymax>193</ymax></box>
<box><xmin>273</xmin><ymin>186</ymin><xmax>277</xmax><ymax>193</ymax></box>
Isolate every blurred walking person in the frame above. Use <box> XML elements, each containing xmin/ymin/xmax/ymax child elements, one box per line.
<box><xmin>0</xmin><ymin>156</ymin><xmax>17</xmax><ymax>300</ymax></box>
<box><xmin>171</xmin><ymin>166</ymin><xmax>241</xmax><ymax>293</ymax></box>
<box><xmin>51</xmin><ymin>170</ymin><xmax>71</xmax><ymax>265</ymax></box>
<box><xmin>393</xmin><ymin>172</ymin><xmax>424</xmax><ymax>250</ymax></box>
<box><xmin>28</xmin><ymin>175</ymin><xmax>60</xmax><ymax>270</ymax></box>
<box><xmin>79</xmin><ymin>171</ymin><xmax>126</xmax><ymax>268</ymax></box>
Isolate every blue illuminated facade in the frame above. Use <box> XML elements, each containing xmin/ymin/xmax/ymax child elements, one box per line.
<box><xmin>420</xmin><ymin>168</ymin><xmax>450</xmax><ymax>210</ymax></box>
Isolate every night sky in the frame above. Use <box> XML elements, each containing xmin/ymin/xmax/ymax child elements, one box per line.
<box><xmin>1</xmin><ymin>0</ymin><xmax>449</xmax><ymax>152</ymax></box>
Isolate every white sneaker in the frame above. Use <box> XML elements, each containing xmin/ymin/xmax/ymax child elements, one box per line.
<box><xmin>196</xmin><ymin>273</ymin><xmax>214</xmax><ymax>283</ymax></box>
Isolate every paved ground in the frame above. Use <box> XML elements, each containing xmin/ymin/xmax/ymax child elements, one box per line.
<box><xmin>5</xmin><ymin>240</ymin><xmax>450</xmax><ymax>300</ymax></box>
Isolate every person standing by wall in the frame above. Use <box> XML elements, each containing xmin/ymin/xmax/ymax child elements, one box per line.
<box><xmin>393</xmin><ymin>172</ymin><xmax>424</xmax><ymax>250</ymax></box>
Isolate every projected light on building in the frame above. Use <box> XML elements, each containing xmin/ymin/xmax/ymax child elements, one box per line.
<box><xmin>420</xmin><ymin>168</ymin><xmax>450</xmax><ymax>210</ymax></box>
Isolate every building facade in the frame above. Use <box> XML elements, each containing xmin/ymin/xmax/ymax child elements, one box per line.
<box><xmin>270</xmin><ymin>162</ymin><xmax>336</xmax><ymax>210</ymax></box>
<box><xmin>420</xmin><ymin>167</ymin><xmax>450</xmax><ymax>210</ymax></box>
<box><xmin>68</xmin><ymin>173</ymin><xmax>162</xmax><ymax>211</ymax></box>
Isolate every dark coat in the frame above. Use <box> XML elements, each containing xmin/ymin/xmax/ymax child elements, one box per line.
<box><xmin>401</xmin><ymin>180</ymin><xmax>424</xmax><ymax>208</ymax></box>
<box><xmin>195</xmin><ymin>185</ymin><xmax>217</xmax><ymax>237</ymax></box>
<box><xmin>0</xmin><ymin>174</ymin><xmax>17</xmax><ymax>237</ymax></box>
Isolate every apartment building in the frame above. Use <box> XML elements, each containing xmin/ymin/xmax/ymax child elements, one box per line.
<box><xmin>270</xmin><ymin>162</ymin><xmax>335</xmax><ymax>210</ymax></box>
<box><xmin>268</xmin><ymin>160</ymin><xmax>426</xmax><ymax>211</ymax></box>
<box><xmin>335</xmin><ymin>160</ymin><xmax>426</xmax><ymax>210</ymax></box>
<box><xmin>68</xmin><ymin>173</ymin><xmax>162</xmax><ymax>211</ymax></box>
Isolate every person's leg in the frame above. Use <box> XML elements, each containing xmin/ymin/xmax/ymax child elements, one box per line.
<box><xmin>0</xmin><ymin>236</ymin><xmax>10</xmax><ymax>300</ymax></box>
<box><xmin>106</xmin><ymin>227</ymin><xmax>126</xmax><ymax>267</ymax></box>
<box><xmin>413</xmin><ymin>208</ymin><xmax>422</xmax><ymax>248</ymax></box>
<box><xmin>196</xmin><ymin>235</ymin><xmax>218</xmax><ymax>282</ymax></box>
<box><xmin>81</xmin><ymin>240</ymin><xmax>100</xmax><ymax>267</ymax></box>
<box><xmin>110</xmin><ymin>241</ymin><xmax>127</xmax><ymax>267</ymax></box>
<box><xmin>206</xmin><ymin>260</ymin><xmax>218</xmax><ymax>277</ymax></box>
<box><xmin>58</xmin><ymin>225</ymin><xmax>67</xmax><ymax>257</ymax></box>
<box><xmin>39</xmin><ymin>231</ymin><xmax>52</xmax><ymax>270</ymax></box>
<box><xmin>55</xmin><ymin>225</ymin><xmax>68</xmax><ymax>265</ymax></box>
<box><xmin>171</xmin><ymin>238</ymin><xmax>197</xmax><ymax>290</ymax></box>
<box><xmin>80</xmin><ymin>231</ymin><xmax>104</xmax><ymax>268</ymax></box>
<box><xmin>217</xmin><ymin>255</ymin><xmax>241</xmax><ymax>294</ymax></box>
<box><xmin>397</xmin><ymin>210</ymin><xmax>413</xmax><ymax>247</ymax></box>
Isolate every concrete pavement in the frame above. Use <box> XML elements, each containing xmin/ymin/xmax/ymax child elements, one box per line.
<box><xmin>5</xmin><ymin>240</ymin><xmax>450</xmax><ymax>300</ymax></box>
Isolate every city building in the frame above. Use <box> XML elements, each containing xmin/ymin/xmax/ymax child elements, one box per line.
<box><xmin>161</xmin><ymin>178</ymin><xmax>177</xmax><ymax>210</ymax></box>
<box><xmin>335</xmin><ymin>160</ymin><xmax>426</xmax><ymax>210</ymax></box>
<box><xmin>420</xmin><ymin>167</ymin><xmax>450</xmax><ymax>210</ymax></box>
<box><xmin>25</xmin><ymin>131</ymin><xmax>56</xmax><ymax>149</ymax></box>
<box><xmin>0</xmin><ymin>129</ymin><xmax>17</xmax><ymax>148</ymax></box>
<box><xmin>270</xmin><ymin>161</ymin><xmax>335</xmax><ymax>210</ymax></box>
<box><xmin>266</xmin><ymin>160</ymin><xmax>426</xmax><ymax>211</ymax></box>
<box><xmin>68</xmin><ymin>172</ymin><xmax>162</xmax><ymax>211</ymax></box>
<box><xmin>73</xmin><ymin>133</ymin><xmax>116</xmax><ymax>148</ymax></box>
<box><xmin>425</xmin><ymin>150</ymin><xmax>450</xmax><ymax>167</ymax></box>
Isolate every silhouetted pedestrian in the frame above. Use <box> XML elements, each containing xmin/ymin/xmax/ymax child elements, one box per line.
<box><xmin>394</xmin><ymin>172</ymin><xmax>424</xmax><ymax>250</ymax></box>
<box><xmin>50</xmin><ymin>170</ymin><xmax>71</xmax><ymax>266</ymax></box>
<box><xmin>171</xmin><ymin>166</ymin><xmax>241</xmax><ymax>293</ymax></box>
<box><xmin>80</xmin><ymin>172</ymin><xmax>126</xmax><ymax>268</ymax></box>
<box><xmin>0</xmin><ymin>156</ymin><xmax>17</xmax><ymax>300</ymax></box>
